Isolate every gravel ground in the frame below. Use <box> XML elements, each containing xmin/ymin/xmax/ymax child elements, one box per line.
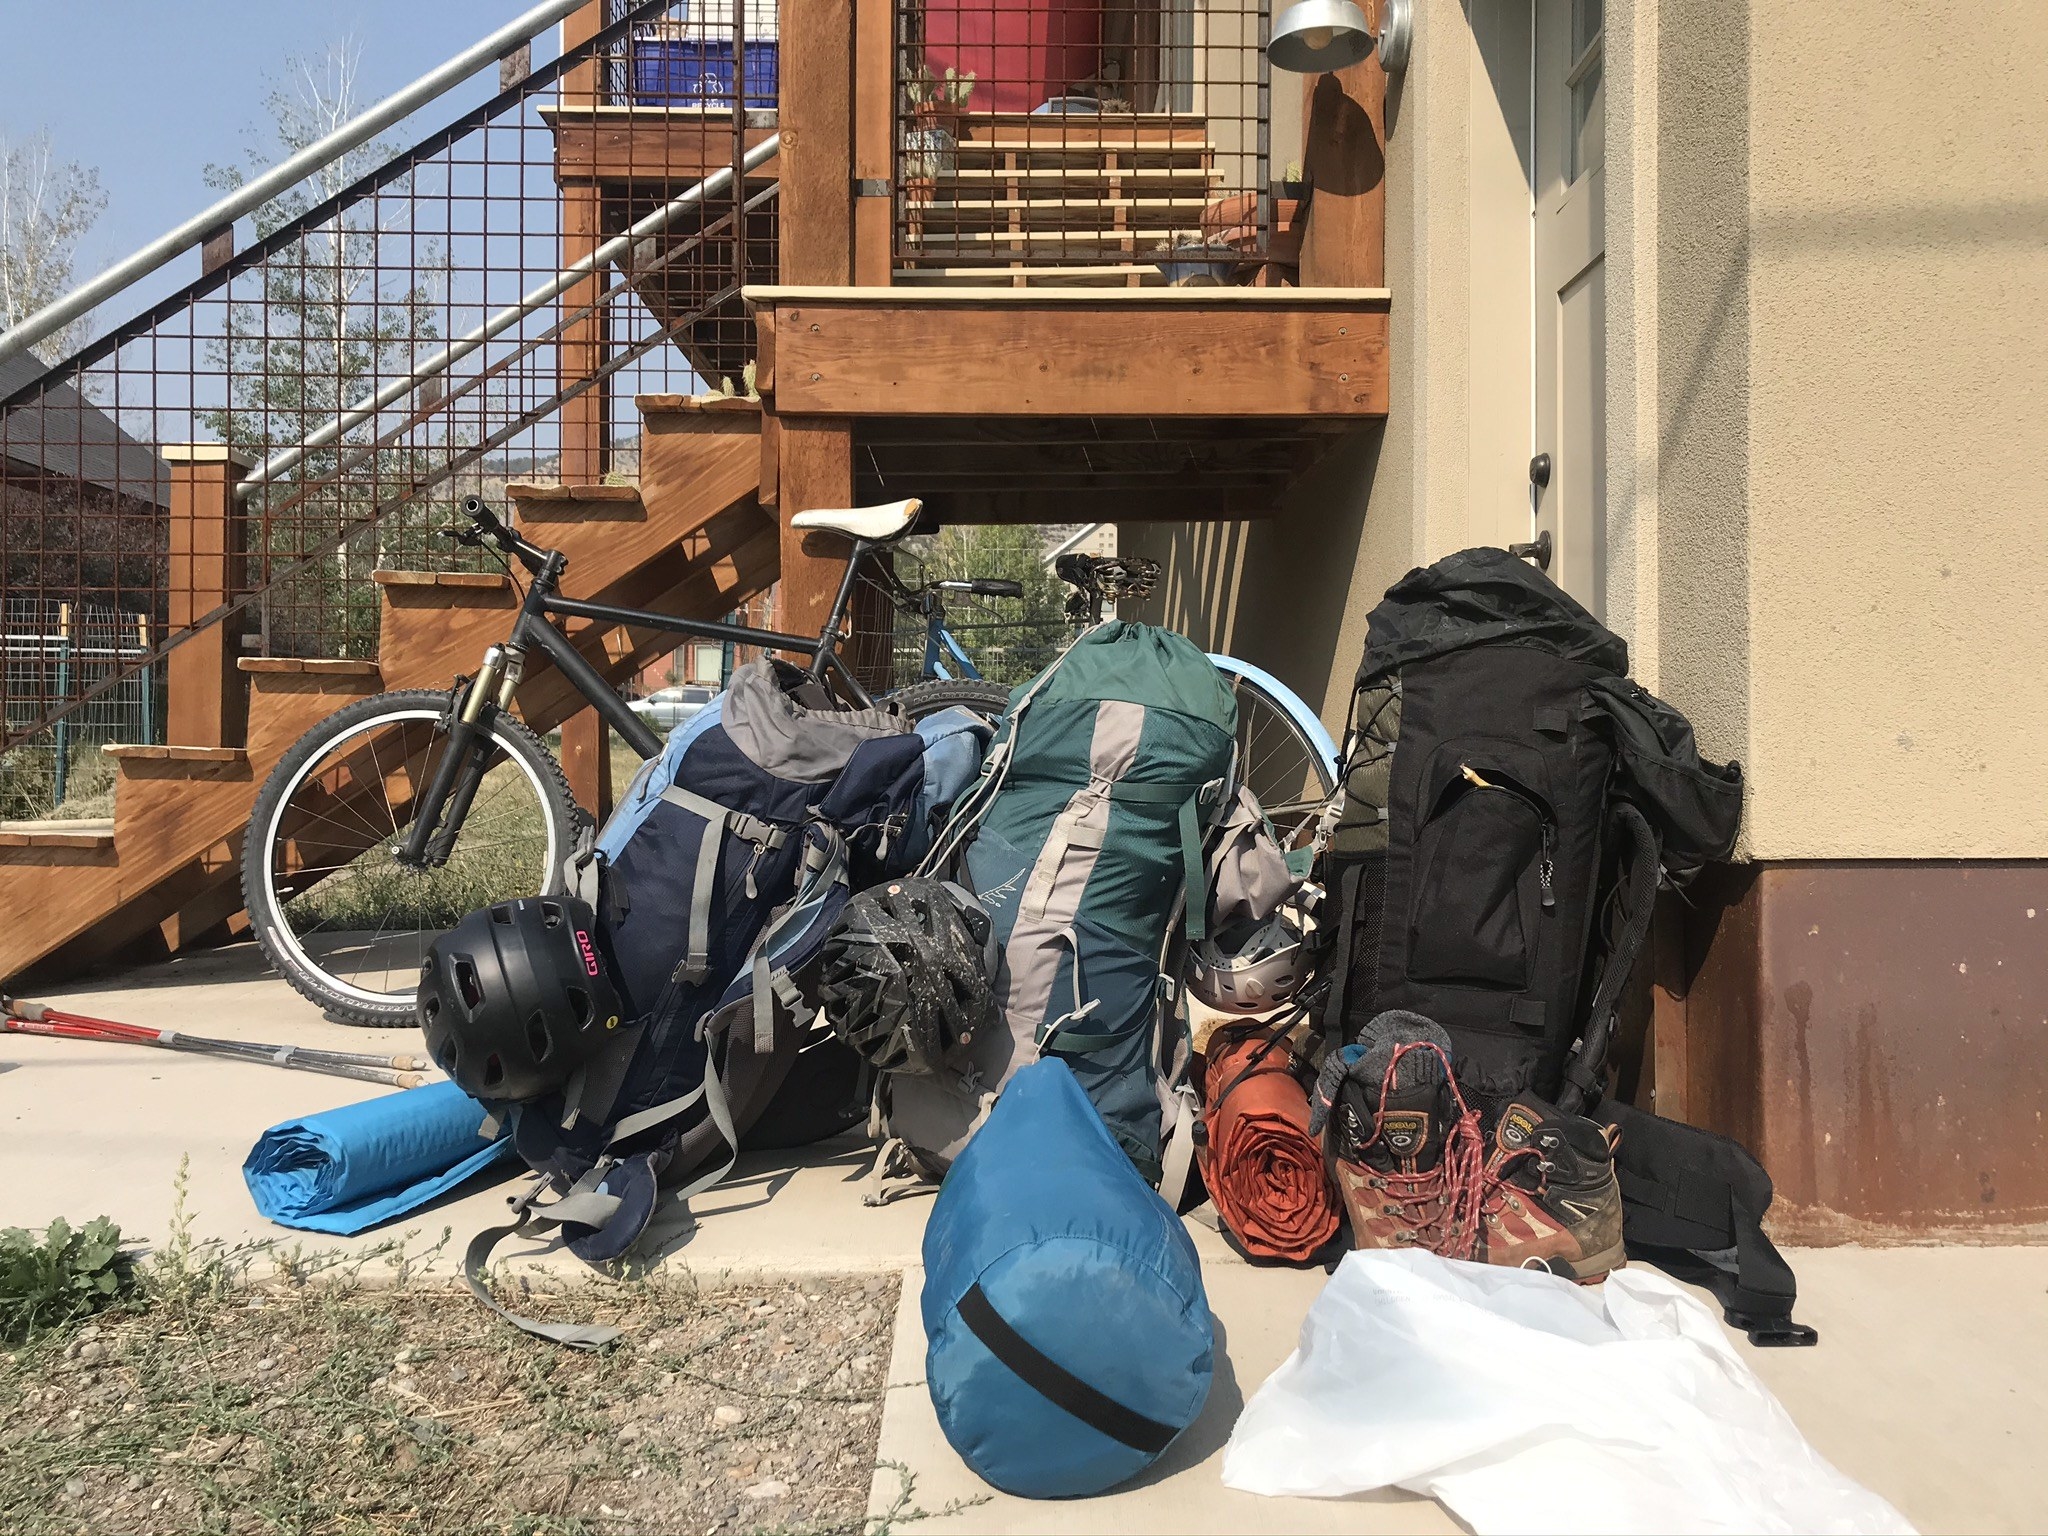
<box><xmin>0</xmin><ymin>1267</ymin><xmax>903</xmax><ymax>1535</ymax></box>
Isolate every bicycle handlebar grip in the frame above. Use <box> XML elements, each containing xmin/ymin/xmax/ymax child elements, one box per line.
<box><xmin>969</xmin><ymin>579</ymin><xmax>1026</xmax><ymax>598</ymax></box>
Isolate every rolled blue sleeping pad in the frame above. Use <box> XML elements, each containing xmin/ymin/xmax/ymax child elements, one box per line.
<box><xmin>243</xmin><ymin>1079</ymin><xmax>517</xmax><ymax>1235</ymax></box>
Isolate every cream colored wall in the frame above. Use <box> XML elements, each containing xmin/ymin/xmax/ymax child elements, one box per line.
<box><xmin>1133</xmin><ymin>0</ymin><xmax>2048</xmax><ymax>859</ymax></box>
<box><xmin>1619</xmin><ymin>0</ymin><xmax>2048</xmax><ymax>858</ymax></box>
<box><xmin>1735</xmin><ymin>1</ymin><xmax>2048</xmax><ymax>858</ymax></box>
<box><xmin>1125</xmin><ymin>0</ymin><xmax>1536</xmax><ymax>731</ymax></box>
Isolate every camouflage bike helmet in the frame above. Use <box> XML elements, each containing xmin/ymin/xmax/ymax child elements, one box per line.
<box><xmin>816</xmin><ymin>878</ymin><xmax>997</xmax><ymax>1077</ymax></box>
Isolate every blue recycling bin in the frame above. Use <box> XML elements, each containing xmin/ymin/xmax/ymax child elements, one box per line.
<box><xmin>633</xmin><ymin>39</ymin><xmax>779</xmax><ymax>110</ymax></box>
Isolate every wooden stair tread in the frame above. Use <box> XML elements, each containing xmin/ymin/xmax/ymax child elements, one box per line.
<box><xmin>911</xmin><ymin>196</ymin><xmax>1214</xmax><ymax>220</ymax></box>
<box><xmin>0</xmin><ymin>822</ymin><xmax>115</xmax><ymax>849</ymax></box>
<box><xmin>102</xmin><ymin>745</ymin><xmax>245</xmax><ymax>763</ymax></box>
<box><xmin>905</xmin><ymin>228</ymin><xmax>1216</xmax><ymax>250</ymax></box>
<box><xmin>370</xmin><ymin>569</ymin><xmax>513</xmax><ymax>589</ymax></box>
<box><xmin>634</xmin><ymin>394</ymin><xmax>764</xmax><ymax>415</ymax></box>
<box><xmin>508</xmin><ymin>481</ymin><xmax>649</xmax><ymax>523</ymax></box>
<box><xmin>891</xmin><ymin>264</ymin><xmax>1171</xmax><ymax>287</ymax></box>
<box><xmin>936</xmin><ymin>166</ymin><xmax>1222</xmax><ymax>184</ymax></box>
<box><xmin>506</xmin><ymin>482</ymin><xmax>643</xmax><ymax>503</ymax></box>
<box><xmin>238</xmin><ymin>657</ymin><xmax>382</xmax><ymax>676</ymax></box>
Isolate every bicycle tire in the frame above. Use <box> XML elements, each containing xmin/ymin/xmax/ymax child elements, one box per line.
<box><xmin>885</xmin><ymin>677</ymin><xmax>1011</xmax><ymax>724</ymax></box>
<box><xmin>241</xmin><ymin>689</ymin><xmax>579</xmax><ymax>1027</ymax></box>
<box><xmin>1209</xmin><ymin>661</ymin><xmax>1340</xmax><ymax>844</ymax></box>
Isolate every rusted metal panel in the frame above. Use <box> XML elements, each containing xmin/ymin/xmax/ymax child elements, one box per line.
<box><xmin>1681</xmin><ymin>860</ymin><xmax>2048</xmax><ymax>1242</ymax></box>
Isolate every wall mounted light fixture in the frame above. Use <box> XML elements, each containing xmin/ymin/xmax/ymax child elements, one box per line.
<box><xmin>1266</xmin><ymin>0</ymin><xmax>1412</xmax><ymax>74</ymax></box>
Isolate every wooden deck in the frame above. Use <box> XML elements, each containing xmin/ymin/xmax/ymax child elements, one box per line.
<box><xmin>747</xmin><ymin>285</ymin><xmax>1392</xmax><ymax>418</ymax></box>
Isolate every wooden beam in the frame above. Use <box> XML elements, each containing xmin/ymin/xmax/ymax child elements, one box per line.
<box><xmin>779</xmin><ymin>0</ymin><xmax>855</xmax><ymax>285</ymax></box>
<box><xmin>760</xmin><ymin>298</ymin><xmax>1390</xmax><ymax>416</ymax></box>
<box><xmin>853</xmin><ymin>0</ymin><xmax>894</xmax><ymax>285</ymax></box>
<box><xmin>776</xmin><ymin>418</ymin><xmax>855</xmax><ymax>643</ymax></box>
<box><xmin>890</xmin><ymin>488</ymin><xmax>1281</xmax><ymax>524</ymax></box>
<box><xmin>1298</xmin><ymin>29</ymin><xmax>1388</xmax><ymax>288</ymax></box>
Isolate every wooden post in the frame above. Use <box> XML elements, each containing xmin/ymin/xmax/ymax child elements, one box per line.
<box><xmin>559</xmin><ymin>181</ymin><xmax>612</xmax><ymax>485</ymax></box>
<box><xmin>774</xmin><ymin>3</ymin><xmax>865</xmax><ymax>678</ymax></box>
<box><xmin>780</xmin><ymin>0</ymin><xmax>856</xmax><ymax>285</ymax></box>
<box><xmin>162</xmin><ymin>445</ymin><xmax>250</xmax><ymax>748</ymax></box>
<box><xmin>1297</xmin><ymin>6</ymin><xmax>1387</xmax><ymax>290</ymax></box>
<box><xmin>559</xmin><ymin>709</ymin><xmax>615</xmax><ymax>824</ymax></box>
<box><xmin>561</xmin><ymin>0</ymin><xmax>604</xmax><ymax>112</ymax></box>
<box><xmin>852</xmin><ymin>0</ymin><xmax>895</xmax><ymax>286</ymax></box>
<box><xmin>558</xmin><ymin>5</ymin><xmax>610</xmax><ymax>484</ymax></box>
<box><xmin>776</xmin><ymin>417</ymin><xmax>856</xmax><ymax>644</ymax></box>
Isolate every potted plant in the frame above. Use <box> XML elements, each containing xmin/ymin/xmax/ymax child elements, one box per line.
<box><xmin>904</xmin><ymin>63</ymin><xmax>975</xmax><ymax>199</ymax></box>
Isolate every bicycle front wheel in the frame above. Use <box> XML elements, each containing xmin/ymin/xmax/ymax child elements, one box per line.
<box><xmin>242</xmin><ymin>689</ymin><xmax>579</xmax><ymax>1026</ymax></box>
<box><xmin>1212</xmin><ymin>660</ymin><xmax>1340</xmax><ymax>848</ymax></box>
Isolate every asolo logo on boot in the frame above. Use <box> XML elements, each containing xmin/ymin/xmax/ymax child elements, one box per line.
<box><xmin>1498</xmin><ymin>1104</ymin><xmax>1541</xmax><ymax>1151</ymax></box>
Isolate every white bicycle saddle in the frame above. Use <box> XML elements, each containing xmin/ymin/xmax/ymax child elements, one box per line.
<box><xmin>788</xmin><ymin>498</ymin><xmax>923</xmax><ymax>541</ymax></box>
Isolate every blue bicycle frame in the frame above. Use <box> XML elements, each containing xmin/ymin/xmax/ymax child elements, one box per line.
<box><xmin>922</xmin><ymin>616</ymin><xmax>984</xmax><ymax>681</ymax></box>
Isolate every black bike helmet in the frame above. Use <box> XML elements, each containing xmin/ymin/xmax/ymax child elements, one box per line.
<box><xmin>817</xmin><ymin>878</ymin><xmax>996</xmax><ymax>1077</ymax></box>
<box><xmin>417</xmin><ymin>896</ymin><xmax>624</xmax><ymax>1103</ymax></box>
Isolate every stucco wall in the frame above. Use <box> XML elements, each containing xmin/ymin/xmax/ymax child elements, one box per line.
<box><xmin>1126</xmin><ymin>0</ymin><xmax>1533</xmax><ymax>730</ymax></box>
<box><xmin>1735</xmin><ymin>1</ymin><xmax>2048</xmax><ymax>858</ymax></box>
<box><xmin>1131</xmin><ymin>0</ymin><xmax>2048</xmax><ymax>861</ymax></box>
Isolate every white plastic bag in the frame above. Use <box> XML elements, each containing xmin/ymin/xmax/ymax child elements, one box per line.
<box><xmin>1222</xmin><ymin>1249</ymin><xmax>1914</xmax><ymax>1535</ymax></box>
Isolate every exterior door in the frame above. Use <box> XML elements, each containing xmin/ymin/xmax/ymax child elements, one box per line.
<box><xmin>1532</xmin><ymin>0</ymin><xmax>1606</xmax><ymax>612</ymax></box>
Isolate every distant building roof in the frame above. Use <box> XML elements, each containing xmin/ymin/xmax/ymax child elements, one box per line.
<box><xmin>0</xmin><ymin>352</ymin><xmax>170</xmax><ymax>508</ymax></box>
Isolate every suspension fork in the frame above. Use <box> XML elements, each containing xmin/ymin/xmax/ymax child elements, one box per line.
<box><xmin>396</xmin><ymin>641</ymin><xmax>527</xmax><ymax>869</ymax></box>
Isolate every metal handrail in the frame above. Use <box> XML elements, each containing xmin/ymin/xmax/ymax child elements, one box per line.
<box><xmin>240</xmin><ymin>124</ymin><xmax>780</xmax><ymax>496</ymax></box>
<box><xmin>0</xmin><ymin>0</ymin><xmax>591</xmax><ymax>367</ymax></box>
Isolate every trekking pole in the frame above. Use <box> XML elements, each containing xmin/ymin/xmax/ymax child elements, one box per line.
<box><xmin>2</xmin><ymin>1003</ymin><xmax>430</xmax><ymax>1089</ymax></box>
<box><xmin>1</xmin><ymin>996</ymin><xmax>432</xmax><ymax>1072</ymax></box>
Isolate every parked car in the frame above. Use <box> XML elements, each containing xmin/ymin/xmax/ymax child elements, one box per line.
<box><xmin>628</xmin><ymin>683</ymin><xmax>716</xmax><ymax>730</ymax></box>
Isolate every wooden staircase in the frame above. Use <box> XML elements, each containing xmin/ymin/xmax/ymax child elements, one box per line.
<box><xmin>0</xmin><ymin>398</ymin><xmax>774</xmax><ymax>987</ymax></box>
<box><xmin>900</xmin><ymin>113</ymin><xmax>1223</xmax><ymax>286</ymax></box>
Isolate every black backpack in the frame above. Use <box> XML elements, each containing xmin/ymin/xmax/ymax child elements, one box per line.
<box><xmin>1319</xmin><ymin>547</ymin><xmax>1742</xmax><ymax>1111</ymax></box>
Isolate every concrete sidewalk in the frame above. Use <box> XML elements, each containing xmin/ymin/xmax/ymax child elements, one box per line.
<box><xmin>4</xmin><ymin>944</ymin><xmax>2046</xmax><ymax>1533</ymax></box>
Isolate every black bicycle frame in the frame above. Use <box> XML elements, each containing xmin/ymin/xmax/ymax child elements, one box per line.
<box><xmin>397</xmin><ymin>521</ymin><xmax>889</xmax><ymax>868</ymax></box>
<box><xmin>510</xmin><ymin>536</ymin><xmax>885</xmax><ymax>762</ymax></box>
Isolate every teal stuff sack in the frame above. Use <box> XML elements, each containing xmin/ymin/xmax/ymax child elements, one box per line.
<box><xmin>921</xmin><ymin>1058</ymin><xmax>1213</xmax><ymax>1497</ymax></box>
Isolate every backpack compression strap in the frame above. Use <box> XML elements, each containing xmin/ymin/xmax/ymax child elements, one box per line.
<box><xmin>655</xmin><ymin>785</ymin><xmax>789</xmax><ymax>983</ymax></box>
<box><xmin>1559</xmin><ymin>800</ymin><xmax>1659</xmax><ymax>1114</ymax></box>
<box><xmin>956</xmin><ymin>1283</ymin><xmax>1178</xmax><ymax>1454</ymax></box>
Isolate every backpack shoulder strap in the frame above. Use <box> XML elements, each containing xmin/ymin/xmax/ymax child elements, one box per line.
<box><xmin>1559</xmin><ymin>798</ymin><xmax>1660</xmax><ymax>1113</ymax></box>
<box><xmin>1595</xmin><ymin>1099</ymin><xmax>1819</xmax><ymax>1347</ymax></box>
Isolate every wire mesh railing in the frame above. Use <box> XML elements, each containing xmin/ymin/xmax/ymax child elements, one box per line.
<box><xmin>881</xmin><ymin>523</ymin><xmax>1094</xmax><ymax>691</ymax></box>
<box><xmin>1</xmin><ymin>596</ymin><xmax>163</xmax><ymax>821</ymax></box>
<box><xmin>0</xmin><ymin>0</ymin><xmax>778</xmax><ymax>796</ymax></box>
<box><xmin>892</xmin><ymin>0</ymin><xmax>1275</xmax><ymax>286</ymax></box>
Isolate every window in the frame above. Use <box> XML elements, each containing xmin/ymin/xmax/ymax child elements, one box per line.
<box><xmin>1567</xmin><ymin>0</ymin><xmax>1604</xmax><ymax>183</ymax></box>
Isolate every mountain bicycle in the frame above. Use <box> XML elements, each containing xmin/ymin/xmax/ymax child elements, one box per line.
<box><xmin>242</xmin><ymin>496</ymin><xmax>1335</xmax><ymax>1025</ymax></box>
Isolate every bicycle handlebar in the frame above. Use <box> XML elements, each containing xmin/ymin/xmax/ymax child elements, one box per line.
<box><xmin>455</xmin><ymin>494</ymin><xmax>550</xmax><ymax>576</ymax></box>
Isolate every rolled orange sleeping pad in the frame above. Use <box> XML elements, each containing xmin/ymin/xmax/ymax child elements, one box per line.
<box><xmin>1199</xmin><ymin>1025</ymin><xmax>1341</xmax><ymax>1263</ymax></box>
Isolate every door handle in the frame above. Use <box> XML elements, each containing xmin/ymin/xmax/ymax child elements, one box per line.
<box><xmin>1508</xmin><ymin>530</ymin><xmax>1554</xmax><ymax>571</ymax></box>
<box><xmin>1528</xmin><ymin>452</ymin><xmax>1553</xmax><ymax>489</ymax></box>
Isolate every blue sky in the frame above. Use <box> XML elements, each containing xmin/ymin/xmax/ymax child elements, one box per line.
<box><xmin>1</xmin><ymin>2</ymin><xmax>558</xmax><ymax>312</ymax></box>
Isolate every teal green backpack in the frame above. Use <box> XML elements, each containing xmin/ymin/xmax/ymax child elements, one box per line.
<box><xmin>871</xmin><ymin>623</ymin><xmax>1237</xmax><ymax>1200</ymax></box>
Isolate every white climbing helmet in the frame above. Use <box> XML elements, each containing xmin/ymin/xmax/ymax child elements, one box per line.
<box><xmin>1188</xmin><ymin>910</ymin><xmax>1310</xmax><ymax>1015</ymax></box>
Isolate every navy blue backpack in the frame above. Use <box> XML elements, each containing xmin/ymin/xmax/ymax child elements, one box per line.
<box><xmin>922</xmin><ymin>1058</ymin><xmax>1214</xmax><ymax>1496</ymax></box>
<box><xmin>466</xmin><ymin>661</ymin><xmax>929</xmax><ymax>1345</ymax></box>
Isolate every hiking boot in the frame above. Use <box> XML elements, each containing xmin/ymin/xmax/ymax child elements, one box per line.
<box><xmin>1326</xmin><ymin>1037</ymin><xmax>1487</xmax><ymax>1255</ymax></box>
<box><xmin>1474</xmin><ymin>1097</ymin><xmax>1626</xmax><ymax>1283</ymax></box>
